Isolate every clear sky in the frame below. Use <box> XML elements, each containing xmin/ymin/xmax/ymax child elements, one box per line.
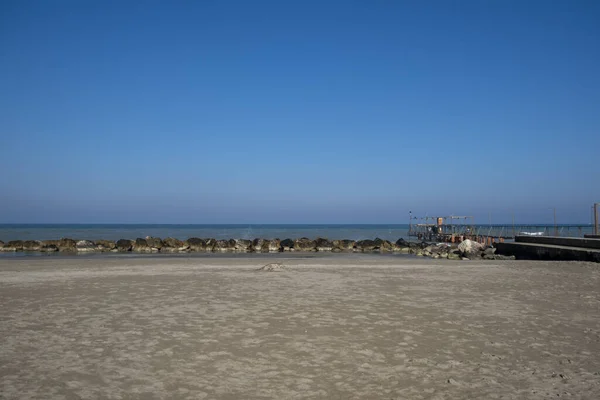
<box><xmin>1</xmin><ymin>0</ymin><xmax>598</xmax><ymax>224</ymax></box>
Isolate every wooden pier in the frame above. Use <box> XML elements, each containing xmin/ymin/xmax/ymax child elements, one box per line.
<box><xmin>408</xmin><ymin>214</ymin><xmax>594</xmax><ymax>243</ymax></box>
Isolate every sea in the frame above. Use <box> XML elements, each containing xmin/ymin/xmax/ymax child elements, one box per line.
<box><xmin>0</xmin><ymin>224</ymin><xmax>412</xmax><ymax>243</ymax></box>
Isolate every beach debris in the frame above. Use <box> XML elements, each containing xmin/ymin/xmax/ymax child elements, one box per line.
<box><xmin>258</xmin><ymin>263</ymin><xmax>287</xmax><ymax>272</ymax></box>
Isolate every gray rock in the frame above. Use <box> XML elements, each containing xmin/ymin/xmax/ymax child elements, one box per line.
<box><xmin>163</xmin><ymin>237</ymin><xmax>184</xmax><ymax>249</ymax></box>
<box><xmin>280</xmin><ymin>239</ymin><xmax>294</xmax><ymax>251</ymax></box>
<box><xmin>214</xmin><ymin>239</ymin><xmax>235</xmax><ymax>252</ymax></box>
<box><xmin>355</xmin><ymin>239</ymin><xmax>378</xmax><ymax>252</ymax></box>
<box><xmin>40</xmin><ymin>244</ymin><xmax>59</xmax><ymax>252</ymax></box>
<box><xmin>186</xmin><ymin>238</ymin><xmax>207</xmax><ymax>252</ymax></box>
<box><xmin>1</xmin><ymin>240</ymin><xmax>23</xmax><ymax>252</ymax></box>
<box><xmin>57</xmin><ymin>238</ymin><xmax>77</xmax><ymax>252</ymax></box>
<box><xmin>116</xmin><ymin>239</ymin><xmax>133</xmax><ymax>252</ymax></box>
<box><xmin>234</xmin><ymin>239</ymin><xmax>253</xmax><ymax>252</ymax></box>
<box><xmin>483</xmin><ymin>247</ymin><xmax>496</xmax><ymax>256</ymax></box>
<box><xmin>252</xmin><ymin>238</ymin><xmax>268</xmax><ymax>252</ymax></box>
<box><xmin>267</xmin><ymin>239</ymin><xmax>281</xmax><ymax>252</ymax></box>
<box><xmin>458</xmin><ymin>239</ymin><xmax>484</xmax><ymax>255</ymax></box>
<box><xmin>145</xmin><ymin>236</ymin><xmax>164</xmax><ymax>251</ymax></box>
<box><xmin>395</xmin><ymin>238</ymin><xmax>410</xmax><ymax>247</ymax></box>
<box><xmin>465</xmin><ymin>251</ymin><xmax>482</xmax><ymax>260</ymax></box>
<box><xmin>23</xmin><ymin>240</ymin><xmax>43</xmax><ymax>251</ymax></box>
<box><xmin>332</xmin><ymin>239</ymin><xmax>355</xmax><ymax>251</ymax></box>
<box><xmin>132</xmin><ymin>238</ymin><xmax>152</xmax><ymax>253</ymax></box>
<box><xmin>294</xmin><ymin>238</ymin><xmax>316</xmax><ymax>252</ymax></box>
<box><xmin>76</xmin><ymin>240</ymin><xmax>96</xmax><ymax>252</ymax></box>
<box><xmin>95</xmin><ymin>240</ymin><xmax>116</xmax><ymax>251</ymax></box>
<box><xmin>374</xmin><ymin>238</ymin><xmax>393</xmax><ymax>252</ymax></box>
<box><xmin>394</xmin><ymin>246</ymin><xmax>410</xmax><ymax>254</ymax></box>
<box><xmin>315</xmin><ymin>238</ymin><xmax>334</xmax><ymax>251</ymax></box>
<box><xmin>204</xmin><ymin>239</ymin><xmax>217</xmax><ymax>252</ymax></box>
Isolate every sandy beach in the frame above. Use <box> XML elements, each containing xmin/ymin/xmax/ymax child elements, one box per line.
<box><xmin>1</xmin><ymin>254</ymin><xmax>599</xmax><ymax>399</ymax></box>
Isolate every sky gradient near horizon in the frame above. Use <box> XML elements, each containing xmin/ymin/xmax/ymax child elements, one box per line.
<box><xmin>1</xmin><ymin>0</ymin><xmax>599</xmax><ymax>224</ymax></box>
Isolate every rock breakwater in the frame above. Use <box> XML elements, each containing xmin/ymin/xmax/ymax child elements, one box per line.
<box><xmin>0</xmin><ymin>237</ymin><xmax>512</xmax><ymax>261</ymax></box>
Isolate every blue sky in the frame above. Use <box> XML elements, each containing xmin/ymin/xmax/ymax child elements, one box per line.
<box><xmin>1</xmin><ymin>0</ymin><xmax>598</xmax><ymax>224</ymax></box>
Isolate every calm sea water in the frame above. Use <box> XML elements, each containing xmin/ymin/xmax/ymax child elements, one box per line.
<box><xmin>0</xmin><ymin>224</ymin><xmax>411</xmax><ymax>242</ymax></box>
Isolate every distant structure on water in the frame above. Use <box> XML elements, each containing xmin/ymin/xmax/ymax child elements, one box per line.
<box><xmin>409</xmin><ymin>206</ymin><xmax>599</xmax><ymax>243</ymax></box>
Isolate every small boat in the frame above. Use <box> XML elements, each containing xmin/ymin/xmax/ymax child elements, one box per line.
<box><xmin>519</xmin><ymin>231</ymin><xmax>545</xmax><ymax>236</ymax></box>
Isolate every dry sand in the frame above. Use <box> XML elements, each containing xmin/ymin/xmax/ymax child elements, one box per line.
<box><xmin>1</xmin><ymin>254</ymin><xmax>599</xmax><ymax>399</ymax></box>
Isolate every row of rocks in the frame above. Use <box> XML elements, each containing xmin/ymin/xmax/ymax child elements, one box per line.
<box><xmin>0</xmin><ymin>237</ymin><xmax>513</xmax><ymax>260</ymax></box>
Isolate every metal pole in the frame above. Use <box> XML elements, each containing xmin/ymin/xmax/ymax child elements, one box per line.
<box><xmin>512</xmin><ymin>212</ymin><xmax>515</xmax><ymax>238</ymax></box>
<box><xmin>553</xmin><ymin>208</ymin><xmax>557</xmax><ymax>236</ymax></box>
<box><xmin>594</xmin><ymin>203</ymin><xmax>600</xmax><ymax>235</ymax></box>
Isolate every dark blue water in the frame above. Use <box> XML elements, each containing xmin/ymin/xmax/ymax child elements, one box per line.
<box><xmin>0</xmin><ymin>224</ymin><xmax>411</xmax><ymax>242</ymax></box>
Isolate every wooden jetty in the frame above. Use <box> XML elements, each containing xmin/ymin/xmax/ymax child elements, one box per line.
<box><xmin>408</xmin><ymin>214</ymin><xmax>595</xmax><ymax>243</ymax></box>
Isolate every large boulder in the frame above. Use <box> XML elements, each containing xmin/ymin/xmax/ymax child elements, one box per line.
<box><xmin>162</xmin><ymin>237</ymin><xmax>186</xmax><ymax>252</ymax></box>
<box><xmin>315</xmin><ymin>238</ymin><xmax>334</xmax><ymax>252</ymax></box>
<box><xmin>393</xmin><ymin>238</ymin><xmax>411</xmax><ymax>253</ymax></box>
<box><xmin>116</xmin><ymin>239</ymin><xmax>133</xmax><ymax>252</ymax></box>
<box><xmin>23</xmin><ymin>240</ymin><xmax>43</xmax><ymax>251</ymax></box>
<box><xmin>8</xmin><ymin>240</ymin><xmax>24</xmax><ymax>251</ymax></box>
<box><xmin>214</xmin><ymin>239</ymin><xmax>236</xmax><ymax>252</ymax></box>
<box><xmin>374</xmin><ymin>238</ymin><xmax>393</xmax><ymax>252</ymax></box>
<box><xmin>458</xmin><ymin>239</ymin><xmax>484</xmax><ymax>255</ymax></box>
<box><xmin>145</xmin><ymin>236</ymin><xmax>164</xmax><ymax>251</ymax></box>
<box><xmin>447</xmin><ymin>250</ymin><xmax>461</xmax><ymax>260</ymax></box>
<box><xmin>332</xmin><ymin>239</ymin><xmax>355</xmax><ymax>251</ymax></box>
<box><xmin>294</xmin><ymin>237</ymin><xmax>316</xmax><ymax>252</ymax></box>
<box><xmin>76</xmin><ymin>240</ymin><xmax>96</xmax><ymax>252</ymax></box>
<box><xmin>41</xmin><ymin>244</ymin><xmax>59</xmax><ymax>252</ymax></box>
<box><xmin>58</xmin><ymin>238</ymin><xmax>77</xmax><ymax>252</ymax></box>
<box><xmin>95</xmin><ymin>240</ymin><xmax>116</xmax><ymax>251</ymax></box>
<box><xmin>355</xmin><ymin>239</ymin><xmax>378</xmax><ymax>252</ymax></box>
<box><xmin>1</xmin><ymin>240</ymin><xmax>23</xmax><ymax>251</ymax></box>
<box><xmin>252</xmin><ymin>238</ymin><xmax>268</xmax><ymax>252</ymax></box>
<box><xmin>395</xmin><ymin>238</ymin><xmax>409</xmax><ymax>247</ymax></box>
<box><xmin>204</xmin><ymin>238</ymin><xmax>217</xmax><ymax>252</ymax></box>
<box><xmin>40</xmin><ymin>240</ymin><xmax>59</xmax><ymax>252</ymax></box>
<box><xmin>267</xmin><ymin>239</ymin><xmax>281</xmax><ymax>252</ymax></box>
<box><xmin>280</xmin><ymin>238</ymin><xmax>294</xmax><ymax>251</ymax></box>
<box><xmin>234</xmin><ymin>239</ymin><xmax>253</xmax><ymax>252</ymax></box>
<box><xmin>132</xmin><ymin>238</ymin><xmax>152</xmax><ymax>253</ymax></box>
<box><xmin>186</xmin><ymin>238</ymin><xmax>207</xmax><ymax>252</ymax></box>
